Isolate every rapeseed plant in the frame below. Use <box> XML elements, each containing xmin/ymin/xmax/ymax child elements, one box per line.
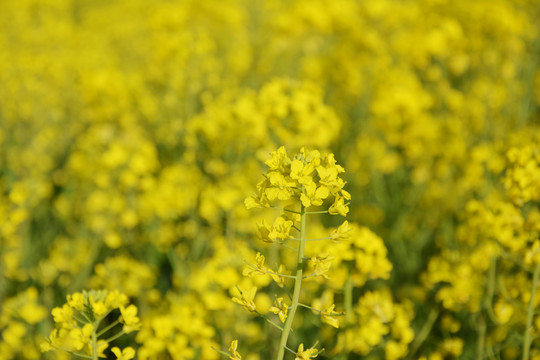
<box><xmin>0</xmin><ymin>0</ymin><xmax>539</xmax><ymax>359</ymax></box>
<box><xmin>234</xmin><ymin>146</ymin><xmax>349</xmax><ymax>359</ymax></box>
<box><xmin>41</xmin><ymin>290</ymin><xmax>141</xmax><ymax>360</ymax></box>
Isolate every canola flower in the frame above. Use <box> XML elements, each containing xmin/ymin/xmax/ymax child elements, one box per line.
<box><xmin>233</xmin><ymin>147</ymin><xmax>348</xmax><ymax>359</ymax></box>
<box><xmin>0</xmin><ymin>0</ymin><xmax>539</xmax><ymax>359</ymax></box>
<box><xmin>41</xmin><ymin>290</ymin><xmax>141</xmax><ymax>360</ymax></box>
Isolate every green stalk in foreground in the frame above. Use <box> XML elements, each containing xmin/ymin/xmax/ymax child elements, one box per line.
<box><xmin>91</xmin><ymin>329</ymin><xmax>98</xmax><ymax>360</ymax></box>
<box><xmin>276</xmin><ymin>204</ymin><xmax>306</xmax><ymax>360</ymax></box>
<box><xmin>522</xmin><ymin>262</ymin><xmax>540</xmax><ymax>360</ymax></box>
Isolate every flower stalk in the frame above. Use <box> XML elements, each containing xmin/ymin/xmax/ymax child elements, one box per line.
<box><xmin>277</xmin><ymin>204</ymin><xmax>306</xmax><ymax>360</ymax></box>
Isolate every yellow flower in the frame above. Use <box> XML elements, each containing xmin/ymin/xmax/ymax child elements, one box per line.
<box><xmin>270</xmin><ymin>264</ymin><xmax>290</xmax><ymax>288</ymax></box>
<box><xmin>119</xmin><ymin>305</ymin><xmax>142</xmax><ymax>333</ymax></box>
<box><xmin>243</xmin><ymin>252</ymin><xmax>268</xmax><ymax>277</ymax></box>
<box><xmin>328</xmin><ymin>195</ymin><xmax>349</xmax><ymax>216</ymax></box>
<box><xmin>51</xmin><ymin>304</ymin><xmax>74</xmax><ymax>329</ymax></box>
<box><xmin>311</xmin><ymin>254</ymin><xmax>334</xmax><ymax>279</ymax></box>
<box><xmin>92</xmin><ymin>301</ymin><xmax>108</xmax><ymax>318</ymax></box>
<box><xmin>321</xmin><ymin>304</ymin><xmax>341</xmax><ymax>328</ymax></box>
<box><xmin>330</xmin><ymin>220</ymin><xmax>352</xmax><ymax>242</ymax></box>
<box><xmin>290</xmin><ymin>159</ymin><xmax>315</xmax><ymax>185</ymax></box>
<box><xmin>112</xmin><ymin>346</ymin><xmax>136</xmax><ymax>360</ymax></box>
<box><xmin>300</xmin><ymin>182</ymin><xmax>329</xmax><ymax>208</ymax></box>
<box><xmin>97</xmin><ymin>340</ymin><xmax>109</xmax><ymax>357</ymax></box>
<box><xmin>265</xmin><ymin>146</ymin><xmax>290</xmax><ymax>172</ymax></box>
<box><xmin>269</xmin><ymin>216</ymin><xmax>294</xmax><ymax>241</ymax></box>
<box><xmin>67</xmin><ymin>292</ymin><xmax>85</xmax><ymax>311</ymax></box>
<box><xmin>69</xmin><ymin>323</ymin><xmax>93</xmax><ymax>350</ymax></box>
<box><xmin>228</xmin><ymin>340</ymin><xmax>242</xmax><ymax>360</ymax></box>
<box><xmin>232</xmin><ymin>287</ymin><xmax>257</xmax><ymax>312</ymax></box>
<box><xmin>269</xmin><ymin>297</ymin><xmax>289</xmax><ymax>323</ymax></box>
<box><xmin>265</xmin><ymin>172</ymin><xmax>295</xmax><ymax>201</ymax></box>
<box><xmin>316</xmin><ymin>163</ymin><xmax>344</xmax><ymax>188</ymax></box>
<box><xmin>295</xmin><ymin>342</ymin><xmax>323</xmax><ymax>360</ymax></box>
<box><xmin>256</xmin><ymin>220</ymin><xmax>273</xmax><ymax>243</ymax></box>
<box><xmin>493</xmin><ymin>300</ymin><xmax>514</xmax><ymax>324</ymax></box>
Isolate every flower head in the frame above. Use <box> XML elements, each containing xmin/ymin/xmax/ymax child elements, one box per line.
<box><xmin>228</xmin><ymin>340</ymin><xmax>242</xmax><ymax>360</ymax></box>
<box><xmin>295</xmin><ymin>342</ymin><xmax>324</xmax><ymax>360</ymax></box>
<box><xmin>232</xmin><ymin>287</ymin><xmax>257</xmax><ymax>313</ymax></box>
<box><xmin>269</xmin><ymin>297</ymin><xmax>289</xmax><ymax>323</ymax></box>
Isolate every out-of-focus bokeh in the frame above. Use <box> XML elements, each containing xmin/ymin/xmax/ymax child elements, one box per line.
<box><xmin>1</xmin><ymin>0</ymin><xmax>540</xmax><ymax>359</ymax></box>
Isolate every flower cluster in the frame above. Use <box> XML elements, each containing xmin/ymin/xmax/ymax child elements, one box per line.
<box><xmin>231</xmin><ymin>147</ymin><xmax>352</xmax><ymax>359</ymax></box>
<box><xmin>504</xmin><ymin>145</ymin><xmax>540</xmax><ymax>206</ymax></box>
<box><xmin>245</xmin><ymin>146</ymin><xmax>350</xmax><ymax>214</ymax></box>
<box><xmin>0</xmin><ymin>0</ymin><xmax>539</xmax><ymax>358</ymax></box>
<box><xmin>41</xmin><ymin>290</ymin><xmax>141</xmax><ymax>359</ymax></box>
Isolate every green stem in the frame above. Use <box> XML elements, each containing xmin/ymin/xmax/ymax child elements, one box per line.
<box><xmin>255</xmin><ymin>310</ymin><xmax>285</xmax><ymax>331</ymax></box>
<box><xmin>297</xmin><ymin>302</ymin><xmax>321</xmax><ymax>312</ymax></box>
<box><xmin>523</xmin><ymin>262</ymin><xmax>540</xmax><ymax>360</ymax></box>
<box><xmin>280</xmin><ymin>243</ymin><xmax>299</xmax><ymax>252</ymax></box>
<box><xmin>91</xmin><ymin>327</ymin><xmax>98</xmax><ymax>360</ymax></box>
<box><xmin>476</xmin><ymin>314</ymin><xmax>486</xmax><ymax>360</ymax></box>
<box><xmin>290</xmin><ymin>236</ymin><xmax>331</xmax><ymax>242</ymax></box>
<box><xmin>344</xmin><ymin>272</ymin><xmax>353</xmax><ymax>324</ymax></box>
<box><xmin>296</xmin><ymin>302</ymin><xmax>345</xmax><ymax>315</ymax></box>
<box><xmin>211</xmin><ymin>347</ymin><xmax>233</xmax><ymax>358</ymax></box>
<box><xmin>104</xmin><ymin>330</ymin><xmax>126</xmax><ymax>343</ymax></box>
<box><xmin>409</xmin><ymin>308</ymin><xmax>439</xmax><ymax>358</ymax></box>
<box><xmin>97</xmin><ymin>320</ymin><xmax>120</xmax><ymax>337</ymax></box>
<box><xmin>54</xmin><ymin>347</ymin><xmax>93</xmax><ymax>359</ymax></box>
<box><xmin>282</xmin><ymin>208</ymin><xmax>301</xmax><ymax>214</ymax></box>
<box><xmin>276</xmin><ymin>204</ymin><xmax>306</xmax><ymax>360</ymax></box>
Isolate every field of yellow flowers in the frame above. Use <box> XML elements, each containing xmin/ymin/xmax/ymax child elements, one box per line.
<box><xmin>1</xmin><ymin>0</ymin><xmax>540</xmax><ymax>359</ymax></box>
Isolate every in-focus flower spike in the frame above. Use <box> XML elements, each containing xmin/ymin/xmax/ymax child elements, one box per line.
<box><xmin>242</xmin><ymin>147</ymin><xmax>349</xmax><ymax>360</ymax></box>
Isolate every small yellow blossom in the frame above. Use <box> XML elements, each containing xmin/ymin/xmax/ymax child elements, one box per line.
<box><xmin>232</xmin><ymin>287</ymin><xmax>257</xmax><ymax>312</ymax></box>
<box><xmin>92</xmin><ymin>300</ymin><xmax>108</xmax><ymax>318</ymax></box>
<box><xmin>112</xmin><ymin>346</ymin><xmax>136</xmax><ymax>360</ymax></box>
<box><xmin>321</xmin><ymin>304</ymin><xmax>341</xmax><ymax>328</ymax></box>
<box><xmin>330</xmin><ymin>220</ymin><xmax>352</xmax><ymax>242</ymax></box>
<box><xmin>228</xmin><ymin>340</ymin><xmax>242</xmax><ymax>360</ymax></box>
<box><xmin>300</xmin><ymin>182</ymin><xmax>329</xmax><ymax>208</ymax></box>
<box><xmin>268</xmin><ymin>216</ymin><xmax>294</xmax><ymax>241</ymax></box>
<box><xmin>269</xmin><ymin>264</ymin><xmax>290</xmax><ymax>288</ymax></box>
<box><xmin>243</xmin><ymin>252</ymin><xmax>268</xmax><ymax>277</ymax></box>
<box><xmin>295</xmin><ymin>342</ymin><xmax>324</xmax><ymax>360</ymax></box>
<box><xmin>266</xmin><ymin>172</ymin><xmax>295</xmax><ymax>201</ymax></box>
<box><xmin>311</xmin><ymin>254</ymin><xmax>334</xmax><ymax>278</ymax></box>
<box><xmin>269</xmin><ymin>297</ymin><xmax>289</xmax><ymax>323</ymax></box>
<box><xmin>256</xmin><ymin>220</ymin><xmax>273</xmax><ymax>243</ymax></box>
<box><xmin>69</xmin><ymin>323</ymin><xmax>93</xmax><ymax>350</ymax></box>
<box><xmin>328</xmin><ymin>195</ymin><xmax>349</xmax><ymax>216</ymax></box>
<box><xmin>119</xmin><ymin>305</ymin><xmax>142</xmax><ymax>333</ymax></box>
<box><xmin>290</xmin><ymin>159</ymin><xmax>315</xmax><ymax>185</ymax></box>
<box><xmin>265</xmin><ymin>146</ymin><xmax>291</xmax><ymax>172</ymax></box>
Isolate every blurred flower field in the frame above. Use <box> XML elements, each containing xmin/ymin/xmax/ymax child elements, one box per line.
<box><xmin>1</xmin><ymin>0</ymin><xmax>540</xmax><ymax>359</ymax></box>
